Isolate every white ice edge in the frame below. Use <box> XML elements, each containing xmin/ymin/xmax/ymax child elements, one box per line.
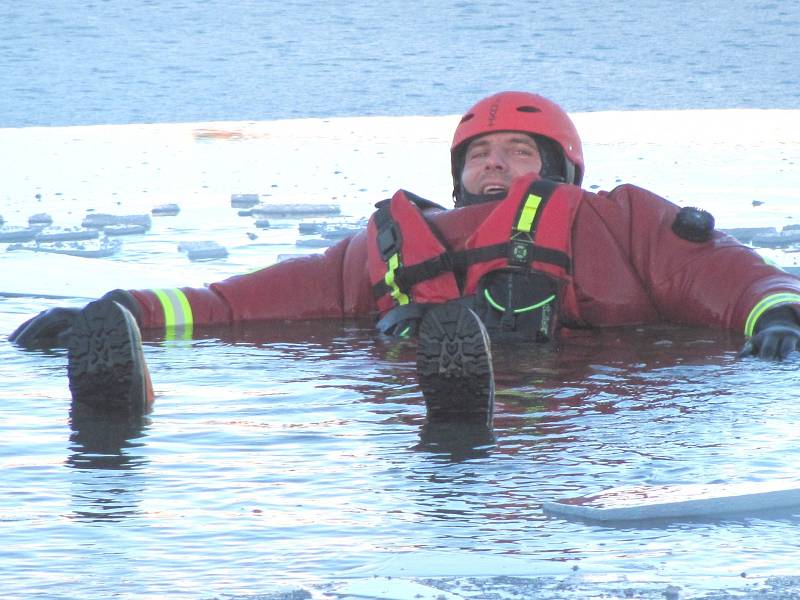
<box><xmin>0</xmin><ymin>108</ymin><xmax>797</xmax><ymax>225</ymax></box>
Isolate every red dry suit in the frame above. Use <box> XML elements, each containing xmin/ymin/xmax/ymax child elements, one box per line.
<box><xmin>124</xmin><ymin>176</ymin><xmax>800</xmax><ymax>340</ymax></box>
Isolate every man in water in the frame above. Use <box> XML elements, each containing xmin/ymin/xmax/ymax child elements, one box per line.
<box><xmin>11</xmin><ymin>92</ymin><xmax>800</xmax><ymax>424</ymax></box>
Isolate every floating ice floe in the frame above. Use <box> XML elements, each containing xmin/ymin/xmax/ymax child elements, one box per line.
<box><xmin>28</xmin><ymin>213</ymin><xmax>54</xmax><ymax>226</ymax></box>
<box><xmin>230</xmin><ymin>193</ymin><xmax>260</xmax><ymax>208</ymax></box>
<box><xmin>0</xmin><ymin>227</ymin><xmax>44</xmax><ymax>243</ymax></box>
<box><xmin>293</xmin><ymin>217</ymin><xmax>365</xmax><ymax>248</ymax></box>
<box><xmin>177</xmin><ymin>240</ymin><xmax>229</xmax><ymax>261</ymax></box>
<box><xmin>82</xmin><ymin>213</ymin><xmax>152</xmax><ymax>230</ymax></box>
<box><xmin>752</xmin><ymin>229</ymin><xmax>800</xmax><ymax>248</ymax></box>
<box><xmin>320</xmin><ymin>222</ymin><xmax>366</xmax><ymax>239</ymax></box>
<box><xmin>298</xmin><ymin>218</ymin><xmax>366</xmax><ymax>239</ymax></box>
<box><xmin>151</xmin><ymin>203</ymin><xmax>181</xmax><ymax>216</ymax></box>
<box><xmin>722</xmin><ymin>227</ymin><xmax>779</xmax><ymax>242</ymax></box>
<box><xmin>297</xmin><ymin>222</ymin><xmax>324</xmax><ymax>235</ymax></box>
<box><xmin>7</xmin><ymin>238</ymin><xmax>122</xmax><ymax>258</ymax></box>
<box><xmin>251</xmin><ymin>203</ymin><xmax>341</xmax><ymax>217</ymax></box>
<box><xmin>254</xmin><ymin>219</ymin><xmax>270</xmax><ymax>229</ymax></box>
<box><xmin>34</xmin><ymin>228</ymin><xmax>100</xmax><ymax>242</ymax></box>
<box><xmin>723</xmin><ymin>226</ymin><xmax>800</xmax><ymax>249</ymax></box>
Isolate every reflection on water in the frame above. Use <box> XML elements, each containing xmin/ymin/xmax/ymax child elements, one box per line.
<box><xmin>66</xmin><ymin>403</ymin><xmax>150</xmax><ymax>522</ymax></box>
<box><xmin>2</xmin><ymin>312</ymin><xmax>800</xmax><ymax>597</ymax></box>
<box><xmin>416</xmin><ymin>420</ymin><xmax>496</xmax><ymax>462</ymax></box>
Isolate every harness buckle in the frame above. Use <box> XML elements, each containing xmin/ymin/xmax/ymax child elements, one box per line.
<box><xmin>508</xmin><ymin>232</ymin><xmax>534</xmax><ymax>267</ymax></box>
<box><xmin>377</xmin><ymin>223</ymin><xmax>402</xmax><ymax>261</ymax></box>
<box><xmin>437</xmin><ymin>251</ymin><xmax>454</xmax><ymax>273</ymax></box>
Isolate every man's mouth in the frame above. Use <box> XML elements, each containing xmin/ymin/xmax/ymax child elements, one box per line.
<box><xmin>481</xmin><ymin>184</ymin><xmax>508</xmax><ymax>194</ymax></box>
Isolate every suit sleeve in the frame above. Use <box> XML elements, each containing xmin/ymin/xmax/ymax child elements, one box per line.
<box><xmin>582</xmin><ymin>184</ymin><xmax>800</xmax><ymax>334</ymax></box>
<box><xmin>126</xmin><ymin>229</ymin><xmax>376</xmax><ymax>332</ymax></box>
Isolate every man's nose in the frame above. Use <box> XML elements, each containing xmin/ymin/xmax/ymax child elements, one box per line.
<box><xmin>484</xmin><ymin>148</ymin><xmax>507</xmax><ymax>169</ymax></box>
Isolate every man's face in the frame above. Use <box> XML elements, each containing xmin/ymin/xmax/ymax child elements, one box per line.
<box><xmin>460</xmin><ymin>131</ymin><xmax>542</xmax><ymax>196</ymax></box>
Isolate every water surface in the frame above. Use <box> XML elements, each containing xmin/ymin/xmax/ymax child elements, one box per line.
<box><xmin>2</xmin><ymin>0</ymin><xmax>799</xmax><ymax>127</ymax></box>
<box><xmin>3</xmin><ymin>296</ymin><xmax>800</xmax><ymax>597</ymax></box>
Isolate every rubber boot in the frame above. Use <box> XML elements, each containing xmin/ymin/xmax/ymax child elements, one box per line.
<box><xmin>67</xmin><ymin>298</ymin><xmax>154</xmax><ymax>414</ymax></box>
<box><xmin>416</xmin><ymin>302</ymin><xmax>494</xmax><ymax>425</ymax></box>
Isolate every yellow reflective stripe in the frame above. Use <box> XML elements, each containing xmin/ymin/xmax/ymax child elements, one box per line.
<box><xmin>384</xmin><ymin>253</ymin><xmax>409</xmax><ymax>305</ymax></box>
<box><xmin>153</xmin><ymin>288</ymin><xmax>194</xmax><ymax>328</ymax></box>
<box><xmin>515</xmin><ymin>193</ymin><xmax>543</xmax><ymax>232</ymax></box>
<box><xmin>744</xmin><ymin>292</ymin><xmax>800</xmax><ymax>337</ymax></box>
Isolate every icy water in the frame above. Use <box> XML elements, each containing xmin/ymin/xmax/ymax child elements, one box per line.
<box><xmin>2</xmin><ymin>0</ymin><xmax>800</xmax><ymax>127</ymax></box>
<box><xmin>2</xmin><ymin>184</ymin><xmax>800</xmax><ymax>599</ymax></box>
<box><xmin>5</xmin><ymin>300</ymin><xmax>800</xmax><ymax>598</ymax></box>
<box><xmin>3</xmin><ymin>1</ymin><xmax>800</xmax><ymax>597</ymax></box>
<box><xmin>4</xmin><ymin>301</ymin><xmax>800</xmax><ymax>597</ymax></box>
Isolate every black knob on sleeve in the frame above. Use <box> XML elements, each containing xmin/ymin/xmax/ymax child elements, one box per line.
<box><xmin>672</xmin><ymin>206</ymin><xmax>715</xmax><ymax>243</ymax></box>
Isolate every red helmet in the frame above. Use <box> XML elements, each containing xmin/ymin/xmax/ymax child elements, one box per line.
<box><xmin>451</xmin><ymin>91</ymin><xmax>584</xmax><ymax>198</ymax></box>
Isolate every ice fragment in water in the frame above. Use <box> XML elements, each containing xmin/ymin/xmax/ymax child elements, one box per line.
<box><xmin>178</xmin><ymin>240</ymin><xmax>228</xmax><ymax>261</ymax></box>
<box><xmin>152</xmin><ymin>203</ymin><xmax>181</xmax><ymax>216</ymax></box>
<box><xmin>252</xmin><ymin>203</ymin><xmax>341</xmax><ymax>217</ymax></box>
<box><xmin>230</xmin><ymin>194</ymin><xmax>260</xmax><ymax>208</ymax></box>
<box><xmin>28</xmin><ymin>213</ymin><xmax>53</xmax><ymax>226</ymax></box>
<box><xmin>0</xmin><ymin>227</ymin><xmax>43</xmax><ymax>243</ymax></box>
<box><xmin>82</xmin><ymin>213</ymin><xmax>152</xmax><ymax>230</ymax></box>
<box><xmin>35</xmin><ymin>228</ymin><xmax>99</xmax><ymax>242</ymax></box>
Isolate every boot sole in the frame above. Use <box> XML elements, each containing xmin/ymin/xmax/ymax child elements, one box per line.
<box><xmin>67</xmin><ymin>298</ymin><xmax>147</xmax><ymax>414</ymax></box>
<box><xmin>417</xmin><ymin>303</ymin><xmax>494</xmax><ymax>424</ymax></box>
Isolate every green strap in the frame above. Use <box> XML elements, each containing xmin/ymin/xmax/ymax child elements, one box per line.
<box><xmin>744</xmin><ymin>292</ymin><xmax>800</xmax><ymax>337</ymax></box>
<box><xmin>484</xmin><ymin>289</ymin><xmax>555</xmax><ymax>314</ymax></box>
<box><xmin>153</xmin><ymin>288</ymin><xmax>194</xmax><ymax>340</ymax></box>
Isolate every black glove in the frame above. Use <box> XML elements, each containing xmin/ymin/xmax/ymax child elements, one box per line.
<box><xmin>9</xmin><ymin>289</ymin><xmax>141</xmax><ymax>350</ymax></box>
<box><xmin>738</xmin><ymin>305</ymin><xmax>800</xmax><ymax>361</ymax></box>
<box><xmin>9</xmin><ymin>306</ymin><xmax>81</xmax><ymax>348</ymax></box>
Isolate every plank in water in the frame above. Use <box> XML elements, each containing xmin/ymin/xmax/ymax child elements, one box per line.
<box><xmin>542</xmin><ymin>480</ymin><xmax>800</xmax><ymax>522</ymax></box>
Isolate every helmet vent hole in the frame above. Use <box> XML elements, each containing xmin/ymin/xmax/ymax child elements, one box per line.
<box><xmin>459</xmin><ymin>113</ymin><xmax>475</xmax><ymax>124</ymax></box>
<box><xmin>517</xmin><ymin>106</ymin><xmax>542</xmax><ymax>113</ymax></box>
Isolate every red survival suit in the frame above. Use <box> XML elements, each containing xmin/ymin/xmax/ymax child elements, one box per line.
<box><xmin>123</xmin><ymin>175</ymin><xmax>800</xmax><ymax>340</ymax></box>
